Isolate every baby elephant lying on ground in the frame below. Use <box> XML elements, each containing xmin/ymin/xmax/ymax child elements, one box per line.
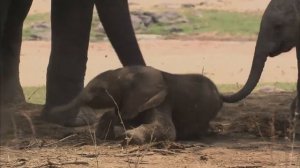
<box><xmin>47</xmin><ymin>66</ymin><xmax>223</xmax><ymax>144</ymax></box>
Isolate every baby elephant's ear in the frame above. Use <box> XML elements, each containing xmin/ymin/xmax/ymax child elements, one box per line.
<box><xmin>120</xmin><ymin>68</ymin><xmax>167</xmax><ymax>120</ymax></box>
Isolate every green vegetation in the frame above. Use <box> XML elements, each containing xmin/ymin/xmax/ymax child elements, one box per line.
<box><xmin>23</xmin><ymin>86</ymin><xmax>46</xmax><ymax>104</ymax></box>
<box><xmin>186</xmin><ymin>10</ymin><xmax>260</xmax><ymax>36</ymax></box>
<box><xmin>146</xmin><ymin>10</ymin><xmax>261</xmax><ymax>38</ymax></box>
<box><xmin>23</xmin><ymin>9</ymin><xmax>262</xmax><ymax>41</ymax></box>
<box><xmin>217</xmin><ymin>82</ymin><xmax>296</xmax><ymax>93</ymax></box>
<box><xmin>23</xmin><ymin>82</ymin><xmax>296</xmax><ymax>104</ymax></box>
<box><xmin>23</xmin><ymin>13</ymin><xmax>50</xmax><ymax>40</ymax></box>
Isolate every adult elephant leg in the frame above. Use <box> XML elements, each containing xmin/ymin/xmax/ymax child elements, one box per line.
<box><xmin>43</xmin><ymin>0</ymin><xmax>93</xmax><ymax>116</ymax></box>
<box><xmin>0</xmin><ymin>0</ymin><xmax>32</xmax><ymax>138</ymax></box>
<box><xmin>0</xmin><ymin>0</ymin><xmax>12</xmax><ymax>40</ymax></box>
<box><xmin>95</xmin><ymin>0</ymin><xmax>146</xmax><ymax>66</ymax></box>
<box><xmin>0</xmin><ymin>0</ymin><xmax>32</xmax><ymax>105</ymax></box>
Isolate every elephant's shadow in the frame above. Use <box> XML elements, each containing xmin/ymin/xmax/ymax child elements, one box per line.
<box><xmin>0</xmin><ymin>103</ymin><xmax>110</xmax><ymax>147</ymax></box>
<box><xmin>1</xmin><ymin>91</ymin><xmax>300</xmax><ymax>148</ymax></box>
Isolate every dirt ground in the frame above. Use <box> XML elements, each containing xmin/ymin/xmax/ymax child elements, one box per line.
<box><xmin>2</xmin><ymin>0</ymin><xmax>300</xmax><ymax>167</ymax></box>
<box><xmin>1</xmin><ymin>92</ymin><xmax>300</xmax><ymax>167</ymax></box>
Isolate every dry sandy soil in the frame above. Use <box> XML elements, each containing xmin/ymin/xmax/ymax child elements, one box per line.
<box><xmin>20</xmin><ymin>40</ymin><xmax>297</xmax><ymax>86</ymax></box>
<box><xmin>2</xmin><ymin>0</ymin><xmax>300</xmax><ymax>168</ymax></box>
<box><xmin>1</xmin><ymin>92</ymin><xmax>300</xmax><ymax>167</ymax></box>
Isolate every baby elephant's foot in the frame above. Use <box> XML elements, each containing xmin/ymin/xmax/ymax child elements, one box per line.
<box><xmin>123</xmin><ymin>127</ymin><xmax>148</xmax><ymax>145</ymax></box>
<box><xmin>123</xmin><ymin>123</ymin><xmax>176</xmax><ymax>145</ymax></box>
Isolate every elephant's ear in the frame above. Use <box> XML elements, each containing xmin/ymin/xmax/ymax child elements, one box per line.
<box><xmin>120</xmin><ymin>67</ymin><xmax>167</xmax><ymax>120</ymax></box>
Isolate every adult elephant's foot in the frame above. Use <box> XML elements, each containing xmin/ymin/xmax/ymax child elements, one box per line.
<box><xmin>1</xmin><ymin>78</ymin><xmax>25</xmax><ymax>105</ymax></box>
<box><xmin>41</xmin><ymin>106</ymin><xmax>97</xmax><ymax>127</ymax></box>
<box><xmin>0</xmin><ymin>108</ymin><xmax>13</xmax><ymax>141</ymax></box>
<box><xmin>1</xmin><ymin>80</ymin><xmax>25</xmax><ymax>139</ymax></box>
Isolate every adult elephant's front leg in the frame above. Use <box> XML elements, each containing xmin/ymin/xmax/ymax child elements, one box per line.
<box><xmin>43</xmin><ymin>0</ymin><xmax>94</xmax><ymax>117</ymax></box>
<box><xmin>0</xmin><ymin>0</ymin><xmax>32</xmax><ymax>105</ymax></box>
<box><xmin>95</xmin><ymin>0</ymin><xmax>146</xmax><ymax>66</ymax></box>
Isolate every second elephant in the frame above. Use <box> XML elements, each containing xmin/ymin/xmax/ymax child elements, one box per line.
<box><xmin>47</xmin><ymin>66</ymin><xmax>223</xmax><ymax>144</ymax></box>
<box><xmin>223</xmin><ymin>0</ymin><xmax>300</xmax><ymax>117</ymax></box>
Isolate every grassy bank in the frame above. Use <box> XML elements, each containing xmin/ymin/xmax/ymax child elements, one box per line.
<box><xmin>23</xmin><ymin>9</ymin><xmax>262</xmax><ymax>41</ymax></box>
<box><xmin>23</xmin><ymin>82</ymin><xmax>296</xmax><ymax>104</ymax></box>
<box><xmin>145</xmin><ymin>10</ymin><xmax>261</xmax><ymax>39</ymax></box>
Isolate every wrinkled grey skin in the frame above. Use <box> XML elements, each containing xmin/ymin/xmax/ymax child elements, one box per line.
<box><xmin>222</xmin><ymin>0</ymin><xmax>300</xmax><ymax>117</ymax></box>
<box><xmin>47</xmin><ymin>66</ymin><xmax>223</xmax><ymax>144</ymax></box>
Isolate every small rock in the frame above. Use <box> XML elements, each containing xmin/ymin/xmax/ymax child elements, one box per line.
<box><xmin>30</xmin><ymin>34</ymin><xmax>43</xmax><ymax>40</ymax></box>
<box><xmin>167</xmin><ymin>26</ymin><xmax>183</xmax><ymax>33</ymax></box>
<box><xmin>130</xmin><ymin>14</ymin><xmax>145</xmax><ymax>30</ymax></box>
<box><xmin>155</xmin><ymin>11</ymin><xmax>188</xmax><ymax>25</ymax></box>
<box><xmin>131</xmin><ymin>11</ymin><xmax>156</xmax><ymax>27</ymax></box>
<box><xmin>199</xmin><ymin>2</ymin><xmax>207</xmax><ymax>6</ymax></box>
<box><xmin>30</xmin><ymin>22</ymin><xmax>50</xmax><ymax>31</ymax></box>
<box><xmin>258</xmin><ymin>86</ymin><xmax>285</xmax><ymax>93</ymax></box>
<box><xmin>182</xmin><ymin>4</ymin><xmax>195</xmax><ymax>8</ymax></box>
<box><xmin>97</xmin><ymin>23</ymin><xmax>105</xmax><ymax>33</ymax></box>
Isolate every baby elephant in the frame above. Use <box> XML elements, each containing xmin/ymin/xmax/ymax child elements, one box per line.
<box><xmin>47</xmin><ymin>66</ymin><xmax>223</xmax><ymax>144</ymax></box>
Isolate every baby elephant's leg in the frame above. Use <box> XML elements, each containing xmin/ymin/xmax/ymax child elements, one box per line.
<box><xmin>124</xmin><ymin>103</ymin><xmax>176</xmax><ymax>145</ymax></box>
<box><xmin>96</xmin><ymin>111</ymin><xmax>118</xmax><ymax>140</ymax></box>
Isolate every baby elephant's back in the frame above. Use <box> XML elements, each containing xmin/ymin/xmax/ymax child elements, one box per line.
<box><xmin>162</xmin><ymin>72</ymin><xmax>222</xmax><ymax>139</ymax></box>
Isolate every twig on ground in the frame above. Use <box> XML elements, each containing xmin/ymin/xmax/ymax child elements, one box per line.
<box><xmin>43</xmin><ymin>134</ymin><xmax>77</xmax><ymax>147</ymax></box>
<box><xmin>125</xmin><ymin>159</ymin><xmax>148</xmax><ymax>165</ymax></box>
<box><xmin>289</xmin><ymin>100</ymin><xmax>299</xmax><ymax>166</ymax></box>
<box><xmin>72</xmin><ymin>142</ymin><xmax>87</xmax><ymax>147</ymax></box>
<box><xmin>105</xmin><ymin>89</ymin><xmax>127</xmax><ymax>135</ymax></box>
<box><xmin>86</xmin><ymin>121</ymin><xmax>100</xmax><ymax>168</ymax></box>
<box><xmin>20</xmin><ymin>111</ymin><xmax>36</xmax><ymax>137</ymax></box>
<box><xmin>34</xmin><ymin>160</ymin><xmax>89</xmax><ymax>168</ymax></box>
<box><xmin>127</xmin><ymin>142</ymin><xmax>161</xmax><ymax>153</ymax></box>
<box><xmin>105</xmin><ymin>89</ymin><xmax>132</xmax><ymax>168</ymax></box>
<box><xmin>226</xmin><ymin>165</ymin><xmax>262</xmax><ymax>168</ymax></box>
<box><xmin>27</xmin><ymin>88</ymin><xmax>41</xmax><ymax>101</ymax></box>
<box><xmin>252</xmin><ymin>115</ymin><xmax>265</xmax><ymax>142</ymax></box>
<box><xmin>134</xmin><ymin>129</ymin><xmax>156</xmax><ymax>167</ymax></box>
<box><xmin>115</xmin><ymin>152</ymin><xmax>155</xmax><ymax>157</ymax></box>
<box><xmin>10</xmin><ymin>113</ymin><xmax>18</xmax><ymax>139</ymax></box>
<box><xmin>104</xmin><ymin>120</ymin><xmax>112</xmax><ymax>141</ymax></box>
<box><xmin>78</xmin><ymin>153</ymin><xmax>100</xmax><ymax>158</ymax></box>
<box><xmin>151</xmin><ymin>149</ymin><xmax>176</xmax><ymax>155</ymax></box>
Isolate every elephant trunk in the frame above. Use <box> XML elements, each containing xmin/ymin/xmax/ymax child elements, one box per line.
<box><xmin>221</xmin><ymin>41</ymin><xmax>268</xmax><ymax>103</ymax></box>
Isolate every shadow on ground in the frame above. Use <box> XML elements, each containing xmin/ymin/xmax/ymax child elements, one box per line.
<box><xmin>1</xmin><ymin>92</ymin><xmax>299</xmax><ymax>167</ymax></box>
